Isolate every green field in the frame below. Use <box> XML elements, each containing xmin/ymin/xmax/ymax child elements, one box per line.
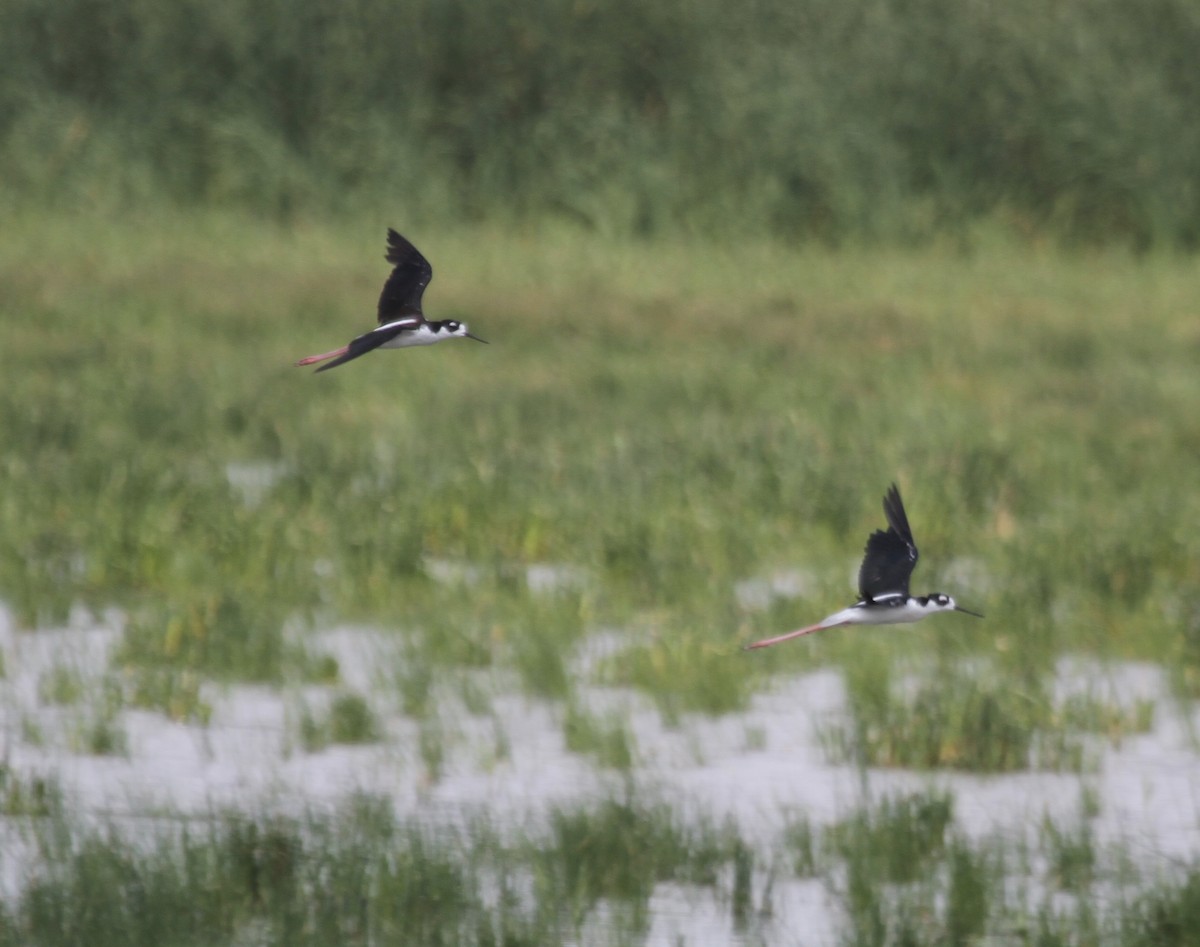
<box><xmin>4</xmin><ymin>212</ymin><xmax>1197</xmax><ymax>673</ymax></box>
<box><xmin>1</xmin><ymin>209</ymin><xmax>1197</xmax><ymax>942</ymax></box>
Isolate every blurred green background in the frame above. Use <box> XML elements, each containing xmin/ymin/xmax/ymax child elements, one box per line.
<box><xmin>4</xmin><ymin>0</ymin><xmax>1200</xmax><ymax>245</ymax></box>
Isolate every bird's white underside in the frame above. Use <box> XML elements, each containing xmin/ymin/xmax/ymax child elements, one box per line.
<box><xmin>379</xmin><ymin>322</ymin><xmax>470</xmax><ymax>348</ymax></box>
<box><xmin>820</xmin><ymin>596</ymin><xmax>956</xmax><ymax>628</ymax></box>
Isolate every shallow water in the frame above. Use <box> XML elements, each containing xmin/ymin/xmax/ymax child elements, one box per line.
<box><xmin>1</xmin><ymin>602</ymin><xmax>1197</xmax><ymax>943</ymax></box>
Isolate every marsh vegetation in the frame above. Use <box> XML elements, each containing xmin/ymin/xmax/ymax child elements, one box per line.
<box><xmin>3</xmin><ymin>0</ymin><xmax>1200</xmax><ymax>942</ymax></box>
<box><xmin>1</xmin><ymin>214</ymin><xmax>1196</xmax><ymax>944</ymax></box>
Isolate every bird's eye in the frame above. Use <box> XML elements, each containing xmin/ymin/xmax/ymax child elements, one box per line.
<box><xmin>448</xmin><ymin>321</ymin><xmax>460</xmax><ymax>330</ymax></box>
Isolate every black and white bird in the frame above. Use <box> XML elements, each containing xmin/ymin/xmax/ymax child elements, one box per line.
<box><xmin>297</xmin><ymin>229</ymin><xmax>486</xmax><ymax>372</ymax></box>
<box><xmin>745</xmin><ymin>484</ymin><xmax>982</xmax><ymax>650</ymax></box>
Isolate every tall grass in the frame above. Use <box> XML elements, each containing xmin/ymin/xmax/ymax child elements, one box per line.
<box><xmin>3</xmin><ymin>0</ymin><xmax>1200</xmax><ymax>244</ymax></box>
<box><xmin>0</xmin><ymin>793</ymin><xmax>751</xmax><ymax>946</ymax></box>
<box><xmin>3</xmin><ymin>789</ymin><xmax>1195</xmax><ymax>946</ymax></box>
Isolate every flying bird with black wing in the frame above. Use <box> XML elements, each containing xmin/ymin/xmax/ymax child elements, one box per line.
<box><xmin>745</xmin><ymin>484</ymin><xmax>982</xmax><ymax>650</ymax></box>
<box><xmin>297</xmin><ymin>229</ymin><xmax>486</xmax><ymax>373</ymax></box>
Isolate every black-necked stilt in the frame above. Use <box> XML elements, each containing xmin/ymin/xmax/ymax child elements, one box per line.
<box><xmin>744</xmin><ymin>484</ymin><xmax>982</xmax><ymax>650</ymax></box>
<box><xmin>297</xmin><ymin>229</ymin><xmax>487</xmax><ymax>373</ymax></box>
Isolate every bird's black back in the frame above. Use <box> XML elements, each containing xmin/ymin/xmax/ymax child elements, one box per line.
<box><xmin>377</xmin><ymin>229</ymin><xmax>433</xmax><ymax>323</ymax></box>
<box><xmin>857</xmin><ymin>483</ymin><xmax>919</xmax><ymax>601</ymax></box>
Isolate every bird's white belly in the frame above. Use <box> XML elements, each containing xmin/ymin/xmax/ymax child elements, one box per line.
<box><xmin>860</xmin><ymin>604</ymin><xmax>927</xmax><ymax>625</ymax></box>
<box><xmin>821</xmin><ymin>599</ymin><xmax>931</xmax><ymax>627</ymax></box>
<box><xmin>381</xmin><ymin>330</ymin><xmax>440</xmax><ymax>349</ymax></box>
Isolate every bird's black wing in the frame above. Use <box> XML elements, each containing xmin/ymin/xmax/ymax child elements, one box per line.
<box><xmin>314</xmin><ymin>315</ymin><xmax>422</xmax><ymax>373</ymax></box>
<box><xmin>377</xmin><ymin>229</ymin><xmax>433</xmax><ymax>324</ymax></box>
<box><xmin>857</xmin><ymin>483</ymin><xmax>919</xmax><ymax>600</ymax></box>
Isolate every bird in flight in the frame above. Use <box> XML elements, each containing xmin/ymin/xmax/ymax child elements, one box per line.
<box><xmin>297</xmin><ymin>229</ymin><xmax>486</xmax><ymax>372</ymax></box>
<box><xmin>745</xmin><ymin>484</ymin><xmax>982</xmax><ymax>649</ymax></box>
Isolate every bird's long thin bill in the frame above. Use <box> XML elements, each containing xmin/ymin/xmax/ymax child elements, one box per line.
<box><xmin>955</xmin><ymin>606</ymin><xmax>984</xmax><ymax>618</ymax></box>
<box><xmin>743</xmin><ymin>622</ymin><xmax>827</xmax><ymax>651</ymax></box>
<box><xmin>466</xmin><ymin>332</ymin><xmax>488</xmax><ymax>343</ymax></box>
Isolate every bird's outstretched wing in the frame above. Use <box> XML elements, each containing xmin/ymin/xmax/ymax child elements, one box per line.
<box><xmin>857</xmin><ymin>483</ymin><xmax>919</xmax><ymax>601</ymax></box>
<box><xmin>377</xmin><ymin>229</ymin><xmax>433</xmax><ymax>324</ymax></box>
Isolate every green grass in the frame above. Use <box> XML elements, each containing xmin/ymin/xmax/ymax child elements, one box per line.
<box><xmin>602</xmin><ymin>631</ymin><xmax>756</xmax><ymax>720</ymax></box>
<box><xmin>783</xmin><ymin>812</ymin><xmax>819</xmax><ymax>876</ymax></box>
<box><xmin>394</xmin><ymin>658</ymin><xmax>436</xmax><ymax>719</ymax></box>
<box><xmin>808</xmin><ymin>792</ymin><xmax>1129</xmax><ymax>947</ymax></box>
<box><xmin>1</xmin><ymin>210</ymin><xmax>1197</xmax><ymax>737</ymax></box>
<box><xmin>326</xmin><ymin>692</ymin><xmax>380</xmax><ymax>744</ymax></box>
<box><xmin>124</xmin><ymin>668</ymin><xmax>212</xmax><ymax>724</ymax></box>
<box><xmin>418</xmin><ymin>717</ymin><xmax>447</xmax><ymax>784</ymax></box>
<box><xmin>0</xmin><ymin>766</ymin><xmax>62</xmax><ymax>817</ymax></box>
<box><xmin>823</xmin><ymin>651</ymin><xmax>1157</xmax><ymax>773</ymax></box>
<box><xmin>507</xmin><ymin>597</ymin><xmax>583</xmax><ymax>701</ymax></box>
<box><xmin>533</xmin><ymin>796</ymin><xmax>738</xmax><ymax>927</ymax></box>
<box><xmin>1126</xmin><ymin>868</ymin><xmax>1200</xmax><ymax>947</ymax></box>
<box><xmin>0</xmin><ymin>211</ymin><xmax>1192</xmax><ymax>947</ymax></box>
<box><xmin>2</xmin><ymin>793</ymin><xmax>753</xmax><ymax>945</ymax></box>
<box><xmin>1043</xmin><ymin>816</ymin><xmax>1098</xmax><ymax>893</ymax></box>
<box><xmin>1057</xmin><ymin>692</ymin><xmax>1155</xmax><ymax>745</ymax></box>
<box><xmin>37</xmin><ymin>665</ymin><xmax>84</xmax><ymax>706</ymax></box>
<box><xmin>298</xmin><ymin>691</ymin><xmax>380</xmax><ymax>751</ymax></box>
<box><xmin>563</xmin><ymin>700</ymin><xmax>636</xmax><ymax>770</ymax></box>
<box><xmin>116</xmin><ymin>595</ymin><xmax>324</xmax><ymax>685</ymax></box>
<box><xmin>0</xmin><ymin>790</ymin><xmax>1195</xmax><ymax>946</ymax></box>
<box><xmin>69</xmin><ymin>709</ymin><xmax>128</xmax><ymax>757</ymax></box>
<box><xmin>826</xmin><ymin>788</ymin><xmax>955</xmax><ymax>885</ymax></box>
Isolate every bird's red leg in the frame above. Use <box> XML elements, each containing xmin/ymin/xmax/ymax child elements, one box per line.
<box><xmin>296</xmin><ymin>345</ymin><xmax>349</xmax><ymax>367</ymax></box>
<box><xmin>743</xmin><ymin>621</ymin><xmax>844</xmax><ymax>651</ymax></box>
